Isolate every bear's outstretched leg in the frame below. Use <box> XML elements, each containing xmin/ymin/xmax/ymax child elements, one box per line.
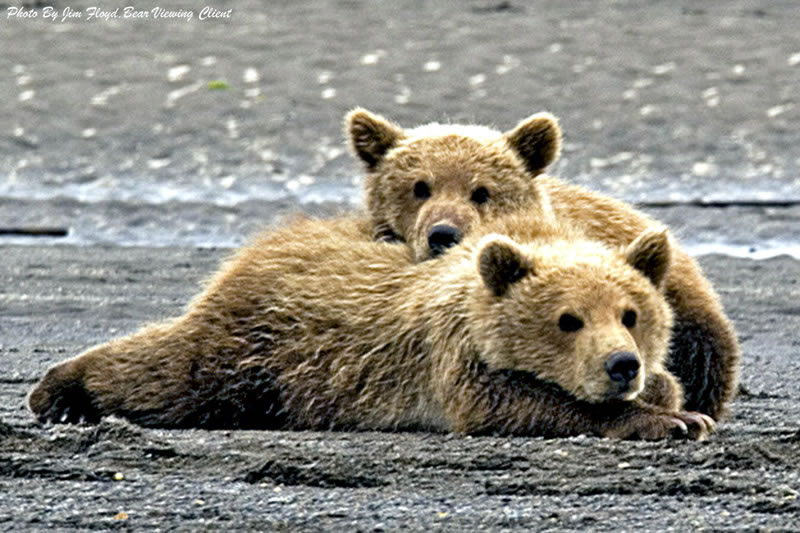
<box><xmin>445</xmin><ymin>365</ymin><xmax>715</xmax><ymax>441</ymax></box>
<box><xmin>28</xmin><ymin>313</ymin><xmax>288</xmax><ymax>428</ymax></box>
<box><xmin>28</xmin><ymin>330</ymin><xmax>193</xmax><ymax>427</ymax></box>
<box><xmin>29</xmin><ymin>342</ymin><xmax>287</xmax><ymax>429</ymax></box>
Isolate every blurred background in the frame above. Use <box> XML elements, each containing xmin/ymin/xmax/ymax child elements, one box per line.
<box><xmin>1</xmin><ymin>0</ymin><xmax>798</xmax><ymax>255</ymax></box>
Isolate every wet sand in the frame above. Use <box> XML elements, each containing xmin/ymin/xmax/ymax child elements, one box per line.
<box><xmin>2</xmin><ymin>244</ymin><xmax>799</xmax><ymax>530</ymax></box>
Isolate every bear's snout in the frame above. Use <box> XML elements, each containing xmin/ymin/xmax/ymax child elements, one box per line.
<box><xmin>428</xmin><ymin>225</ymin><xmax>462</xmax><ymax>257</ymax></box>
<box><xmin>604</xmin><ymin>351</ymin><xmax>640</xmax><ymax>391</ymax></box>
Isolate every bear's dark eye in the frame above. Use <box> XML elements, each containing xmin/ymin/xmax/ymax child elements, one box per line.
<box><xmin>622</xmin><ymin>310</ymin><xmax>637</xmax><ymax>328</ymax></box>
<box><xmin>471</xmin><ymin>186</ymin><xmax>490</xmax><ymax>205</ymax></box>
<box><xmin>413</xmin><ymin>181</ymin><xmax>431</xmax><ymax>200</ymax></box>
<box><xmin>558</xmin><ymin>313</ymin><xmax>584</xmax><ymax>333</ymax></box>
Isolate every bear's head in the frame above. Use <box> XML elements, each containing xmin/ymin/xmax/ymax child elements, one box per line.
<box><xmin>346</xmin><ymin>108</ymin><xmax>561</xmax><ymax>262</ymax></box>
<box><xmin>470</xmin><ymin>227</ymin><xmax>673</xmax><ymax>404</ymax></box>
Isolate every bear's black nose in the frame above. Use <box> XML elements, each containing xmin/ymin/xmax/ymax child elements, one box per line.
<box><xmin>605</xmin><ymin>351</ymin><xmax>640</xmax><ymax>388</ymax></box>
<box><xmin>427</xmin><ymin>225</ymin><xmax>462</xmax><ymax>257</ymax></box>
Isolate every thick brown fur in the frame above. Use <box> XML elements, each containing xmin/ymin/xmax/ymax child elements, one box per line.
<box><xmin>348</xmin><ymin>108</ymin><xmax>561</xmax><ymax>258</ymax></box>
<box><xmin>346</xmin><ymin>109</ymin><xmax>740</xmax><ymax>420</ymax></box>
<box><xmin>540</xmin><ymin>177</ymin><xmax>740</xmax><ymax>419</ymax></box>
<box><xmin>29</xmin><ymin>215</ymin><xmax>715</xmax><ymax>440</ymax></box>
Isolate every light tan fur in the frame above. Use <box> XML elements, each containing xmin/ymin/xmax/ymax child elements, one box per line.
<box><xmin>346</xmin><ymin>109</ymin><xmax>740</xmax><ymax>420</ymax></box>
<box><xmin>348</xmin><ymin>108</ymin><xmax>561</xmax><ymax>259</ymax></box>
<box><xmin>29</xmin><ymin>214</ymin><xmax>714</xmax><ymax>440</ymax></box>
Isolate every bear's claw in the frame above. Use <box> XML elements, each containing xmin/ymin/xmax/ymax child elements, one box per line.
<box><xmin>606</xmin><ymin>408</ymin><xmax>718</xmax><ymax>441</ymax></box>
<box><xmin>667</xmin><ymin>411</ymin><xmax>717</xmax><ymax>441</ymax></box>
<box><xmin>28</xmin><ymin>360</ymin><xmax>101</xmax><ymax>425</ymax></box>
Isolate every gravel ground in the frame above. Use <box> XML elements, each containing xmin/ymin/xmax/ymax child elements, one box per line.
<box><xmin>1</xmin><ymin>245</ymin><xmax>800</xmax><ymax>531</ymax></box>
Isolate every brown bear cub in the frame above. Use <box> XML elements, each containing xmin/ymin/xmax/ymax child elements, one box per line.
<box><xmin>347</xmin><ymin>108</ymin><xmax>740</xmax><ymax>421</ymax></box>
<box><xmin>349</xmin><ymin>108</ymin><xmax>561</xmax><ymax>261</ymax></box>
<box><xmin>29</xmin><ymin>214</ymin><xmax>714</xmax><ymax>440</ymax></box>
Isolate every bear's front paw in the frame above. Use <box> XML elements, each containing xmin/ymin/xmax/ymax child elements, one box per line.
<box><xmin>668</xmin><ymin>411</ymin><xmax>717</xmax><ymax>441</ymax></box>
<box><xmin>28</xmin><ymin>360</ymin><xmax>100</xmax><ymax>424</ymax></box>
<box><xmin>605</xmin><ymin>409</ymin><xmax>716</xmax><ymax>441</ymax></box>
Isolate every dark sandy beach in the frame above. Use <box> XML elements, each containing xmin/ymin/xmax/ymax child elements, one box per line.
<box><xmin>2</xmin><ymin>246</ymin><xmax>800</xmax><ymax>530</ymax></box>
<box><xmin>2</xmin><ymin>1</ymin><xmax>800</xmax><ymax>530</ymax></box>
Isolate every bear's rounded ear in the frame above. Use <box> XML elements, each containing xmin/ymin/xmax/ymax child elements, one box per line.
<box><xmin>477</xmin><ymin>234</ymin><xmax>534</xmax><ymax>297</ymax></box>
<box><xmin>625</xmin><ymin>228</ymin><xmax>672</xmax><ymax>288</ymax></box>
<box><xmin>346</xmin><ymin>108</ymin><xmax>405</xmax><ymax>170</ymax></box>
<box><xmin>504</xmin><ymin>112</ymin><xmax>562</xmax><ymax>176</ymax></box>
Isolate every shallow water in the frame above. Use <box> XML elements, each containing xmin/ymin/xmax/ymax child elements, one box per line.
<box><xmin>2</xmin><ymin>170</ymin><xmax>799</xmax><ymax>259</ymax></box>
<box><xmin>683</xmin><ymin>242</ymin><xmax>800</xmax><ymax>260</ymax></box>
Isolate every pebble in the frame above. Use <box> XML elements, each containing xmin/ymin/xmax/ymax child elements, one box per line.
<box><xmin>243</xmin><ymin>67</ymin><xmax>260</xmax><ymax>83</ymax></box>
<box><xmin>91</xmin><ymin>86</ymin><xmax>121</xmax><ymax>107</ymax></box>
<box><xmin>639</xmin><ymin>104</ymin><xmax>657</xmax><ymax>117</ymax></box>
<box><xmin>394</xmin><ymin>87</ymin><xmax>411</xmax><ymax>105</ymax></box>
<box><xmin>360</xmin><ymin>50</ymin><xmax>386</xmax><ymax>65</ymax></box>
<box><xmin>653</xmin><ymin>62</ymin><xmax>676</xmax><ymax>75</ymax></box>
<box><xmin>167</xmin><ymin>65</ymin><xmax>191</xmax><ymax>83</ymax></box>
<box><xmin>692</xmin><ymin>161</ymin><xmax>716</xmax><ymax>177</ymax></box>
<box><xmin>165</xmin><ymin>82</ymin><xmax>202</xmax><ymax>108</ymax></box>
<box><xmin>495</xmin><ymin>55</ymin><xmax>519</xmax><ymax>75</ymax></box>
<box><xmin>469</xmin><ymin>73</ymin><xmax>486</xmax><ymax>86</ymax></box>
<box><xmin>148</xmin><ymin>158</ymin><xmax>171</xmax><ymax>170</ymax></box>
<box><xmin>767</xmin><ymin>104</ymin><xmax>792</xmax><ymax>118</ymax></box>
<box><xmin>703</xmin><ymin>87</ymin><xmax>720</xmax><ymax>107</ymax></box>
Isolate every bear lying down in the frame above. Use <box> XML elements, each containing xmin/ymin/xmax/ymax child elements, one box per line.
<box><xmin>347</xmin><ymin>108</ymin><xmax>740</xmax><ymax>421</ymax></box>
<box><xmin>29</xmin><ymin>213</ymin><xmax>714</xmax><ymax>440</ymax></box>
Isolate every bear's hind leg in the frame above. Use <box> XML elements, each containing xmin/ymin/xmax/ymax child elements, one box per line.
<box><xmin>668</xmin><ymin>316</ymin><xmax>740</xmax><ymax>420</ymax></box>
<box><xmin>178</xmin><ymin>364</ymin><xmax>288</xmax><ymax>429</ymax></box>
<box><xmin>28</xmin><ymin>357</ymin><xmax>101</xmax><ymax>424</ymax></box>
